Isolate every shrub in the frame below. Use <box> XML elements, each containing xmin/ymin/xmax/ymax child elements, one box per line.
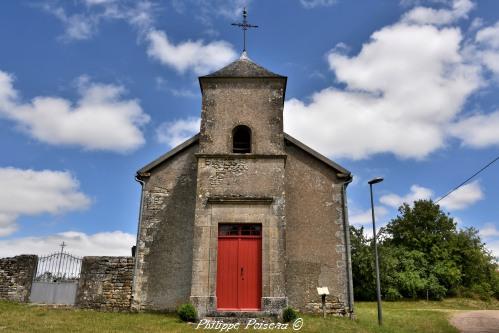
<box><xmin>282</xmin><ymin>307</ymin><xmax>298</xmax><ymax>322</ymax></box>
<box><xmin>176</xmin><ymin>303</ymin><xmax>197</xmax><ymax>322</ymax></box>
<box><xmin>426</xmin><ymin>275</ymin><xmax>447</xmax><ymax>300</ymax></box>
<box><xmin>457</xmin><ymin>286</ymin><xmax>475</xmax><ymax>299</ymax></box>
<box><xmin>471</xmin><ymin>283</ymin><xmax>494</xmax><ymax>301</ymax></box>
<box><xmin>385</xmin><ymin>287</ymin><xmax>402</xmax><ymax>301</ymax></box>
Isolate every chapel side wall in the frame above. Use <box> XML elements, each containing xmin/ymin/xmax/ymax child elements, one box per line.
<box><xmin>284</xmin><ymin>144</ymin><xmax>349</xmax><ymax>315</ymax></box>
<box><xmin>0</xmin><ymin>255</ymin><xmax>38</xmax><ymax>303</ymax></box>
<box><xmin>132</xmin><ymin>144</ymin><xmax>198</xmax><ymax>311</ymax></box>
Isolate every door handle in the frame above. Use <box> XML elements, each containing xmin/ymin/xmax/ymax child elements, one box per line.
<box><xmin>240</xmin><ymin>267</ymin><xmax>244</xmax><ymax>280</ymax></box>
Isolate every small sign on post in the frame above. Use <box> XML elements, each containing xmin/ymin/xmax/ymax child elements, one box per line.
<box><xmin>317</xmin><ymin>287</ymin><xmax>329</xmax><ymax>319</ymax></box>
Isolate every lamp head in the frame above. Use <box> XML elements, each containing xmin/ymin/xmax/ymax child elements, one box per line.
<box><xmin>368</xmin><ymin>177</ymin><xmax>384</xmax><ymax>185</ymax></box>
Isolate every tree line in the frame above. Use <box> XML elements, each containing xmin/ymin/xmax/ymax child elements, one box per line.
<box><xmin>351</xmin><ymin>199</ymin><xmax>499</xmax><ymax>301</ymax></box>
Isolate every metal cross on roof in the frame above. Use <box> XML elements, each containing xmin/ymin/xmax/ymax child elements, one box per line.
<box><xmin>59</xmin><ymin>241</ymin><xmax>66</xmax><ymax>253</ymax></box>
<box><xmin>231</xmin><ymin>8</ymin><xmax>258</xmax><ymax>52</ymax></box>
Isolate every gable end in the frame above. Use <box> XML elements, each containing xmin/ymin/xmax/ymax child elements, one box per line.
<box><xmin>284</xmin><ymin>133</ymin><xmax>351</xmax><ymax>178</ymax></box>
<box><xmin>137</xmin><ymin>134</ymin><xmax>199</xmax><ymax>176</ymax></box>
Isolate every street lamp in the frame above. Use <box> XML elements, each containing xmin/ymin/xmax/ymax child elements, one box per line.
<box><xmin>368</xmin><ymin>177</ymin><xmax>384</xmax><ymax>326</ymax></box>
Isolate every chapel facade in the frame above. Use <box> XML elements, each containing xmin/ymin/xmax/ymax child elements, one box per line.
<box><xmin>131</xmin><ymin>52</ymin><xmax>354</xmax><ymax>318</ymax></box>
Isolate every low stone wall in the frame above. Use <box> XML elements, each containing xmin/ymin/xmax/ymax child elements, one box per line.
<box><xmin>303</xmin><ymin>296</ymin><xmax>347</xmax><ymax>316</ymax></box>
<box><xmin>76</xmin><ymin>256</ymin><xmax>134</xmax><ymax>311</ymax></box>
<box><xmin>0</xmin><ymin>255</ymin><xmax>38</xmax><ymax>302</ymax></box>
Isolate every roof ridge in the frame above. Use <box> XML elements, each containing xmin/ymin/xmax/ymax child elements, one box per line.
<box><xmin>201</xmin><ymin>55</ymin><xmax>285</xmax><ymax>78</ymax></box>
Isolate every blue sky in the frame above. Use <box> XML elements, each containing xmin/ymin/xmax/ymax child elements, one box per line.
<box><xmin>0</xmin><ymin>0</ymin><xmax>498</xmax><ymax>258</ymax></box>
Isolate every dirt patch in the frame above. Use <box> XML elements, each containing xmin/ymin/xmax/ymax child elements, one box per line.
<box><xmin>450</xmin><ymin>310</ymin><xmax>499</xmax><ymax>333</ymax></box>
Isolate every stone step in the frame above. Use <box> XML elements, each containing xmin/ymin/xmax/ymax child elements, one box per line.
<box><xmin>203</xmin><ymin>316</ymin><xmax>277</xmax><ymax>324</ymax></box>
<box><xmin>207</xmin><ymin>310</ymin><xmax>275</xmax><ymax>318</ymax></box>
<box><xmin>203</xmin><ymin>311</ymin><xmax>279</xmax><ymax>324</ymax></box>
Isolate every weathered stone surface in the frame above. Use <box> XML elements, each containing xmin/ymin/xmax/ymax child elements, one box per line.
<box><xmin>284</xmin><ymin>142</ymin><xmax>351</xmax><ymax>314</ymax></box>
<box><xmin>132</xmin><ymin>143</ymin><xmax>198</xmax><ymax>311</ymax></box>
<box><xmin>0</xmin><ymin>255</ymin><xmax>37</xmax><ymax>302</ymax></box>
<box><xmin>303</xmin><ymin>298</ymin><xmax>348</xmax><ymax>316</ymax></box>
<box><xmin>76</xmin><ymin>256</ymin><xmax>134</xmax><ymax>311</ymax></box>
<box><xmin>198</xmin><ymin>78</ymin><xmax>286</xmax><ymax>155</ymax></box>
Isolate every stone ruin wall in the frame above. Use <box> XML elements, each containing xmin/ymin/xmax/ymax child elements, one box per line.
<box><xmin>0</xmin><ymin>255</ymin><xmax>38</xmax><ymax>302</ymax></box>
<box><xmin>76</xmin><ymin>256</ymin><xmax>134</xmax><ymax>311</ymax></box>
<box><xmin>0</xmin><ymin>255</ymin><xmax>135</xmax><ymax>312</ymax></box>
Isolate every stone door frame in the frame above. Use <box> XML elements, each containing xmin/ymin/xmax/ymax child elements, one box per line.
<box><xmin>190</xmin><ymin>199</ymin><xmax>287</xmax><ymax>317</ymax></box>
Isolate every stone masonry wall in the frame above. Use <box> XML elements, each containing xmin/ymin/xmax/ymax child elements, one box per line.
<box><xmin>199</xmin><ymin>78</ymin><xmax>286</xmax><ymax>155</ymax></box>
<box><xmin>303</xmin><ymin>296</ymin><xmax>347</xmax><ymax>316</ymax></box>
<box><xmin>0</xmin><ymin>255</ymin><xmax>38</xmax><ymax>302</ymax></box>
<box><xmin>284</xmin><ymin>143</ymin><xmax>350</xmax><ymax>315</ymax></box>
<box><xmin>76</xmin><ymin>256</ymin><xmax>134</xmax><ymax>311</ymax></box>
<box><xmin>132</xmin><ymin>142</ymin><xmax>198</xmax><ymax>311</ymax></box>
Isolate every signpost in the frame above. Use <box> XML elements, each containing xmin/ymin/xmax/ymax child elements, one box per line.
<box><xmin>317</xmin><ymin>287</ymin><xmax>330</xmax><ymax>318</ymax></box>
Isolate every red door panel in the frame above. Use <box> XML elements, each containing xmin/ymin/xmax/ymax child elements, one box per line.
<box><xmin>217</xmin><ymin>224</ymin><xmax>262</xmax><ymax>311</ymax></box>
<box><xmin>238</xmin><ymin>238</ymin><xmax>262</xmax><ymax>310</ymax></box>
<box><xmin>216</xmin><ymin>238</ymin><xmax>239</xmax><ymax>310</ymax></box>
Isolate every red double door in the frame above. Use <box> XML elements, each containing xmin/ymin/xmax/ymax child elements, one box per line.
<box><xmin>217</xmin><ymin>224</ymin><xmax>262</xmax><ymax>311</ymax></box>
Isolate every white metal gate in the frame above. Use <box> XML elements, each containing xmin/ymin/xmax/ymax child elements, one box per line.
<box><xmin>29</xmin><ymin>251</ymin><xmax>82</xmax><ymax>305</ymax></box>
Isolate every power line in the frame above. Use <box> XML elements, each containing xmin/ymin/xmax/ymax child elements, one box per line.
<box><xmin>435</xmin><ymin>155</ymin><xmax>499</xmax><ymax>204</ymax></box>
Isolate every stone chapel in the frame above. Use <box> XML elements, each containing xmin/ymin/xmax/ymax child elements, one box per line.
<box><xmin>131</xmin><ymin>51</ymin><xmax>354</xmax><ymax>318</ymax></box>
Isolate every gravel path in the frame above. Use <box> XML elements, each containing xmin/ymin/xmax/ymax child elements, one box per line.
<box><xmin>450</xmin><ymin>310</ymin><xmax>499</xmax><ymax>333</ymax></box>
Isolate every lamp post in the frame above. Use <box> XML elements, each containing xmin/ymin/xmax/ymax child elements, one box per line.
<box><xmin>368</xmin><ymin>177</ymin><xmax>384</xmax><ymax>326</ymax></box>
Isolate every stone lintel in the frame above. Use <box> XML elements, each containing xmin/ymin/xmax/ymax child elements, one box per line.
<box><xmin>195</xmin><ymin>153</ymin><xmax>287</xmax><ymax>160</ymax></box>
<box><xmin>207</xmin><ymin>197</ymin><xmax>274</xmax><ymax>204</ymax></box>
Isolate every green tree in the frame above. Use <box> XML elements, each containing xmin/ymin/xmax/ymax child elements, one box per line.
<box><xmin>451</xmin><ymin>227</ymin><xmax>499</xmax><ymax>299</ymax></box>
<box><xmin>350</xmin><ymin>226</ymin><xmax>376</xmax><ymax>300</ymax></box>
<box><xmin>384</xmin><ymin>200</ymin><xmax>457</xmax><ymax>253</ymax></box>
<box><xmin>350</xmin><ymin>199</ymin><xmax>499</xmax><ymax>301</ymax></box>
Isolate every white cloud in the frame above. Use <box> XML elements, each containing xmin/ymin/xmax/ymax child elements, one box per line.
<box><xmin>84</xmin><ymin>0</ymin><xmax>117</xmax><ymax>6</ymax></box>
<box><xmin>438</xmin><ymin>180</ymin><xmax>483</xmax><ymax>210</ymax></box>
<box><xmin>300</xmin><ymin>0</ymin><xmax>337</xmax><ymax>9</ymax></box>
<box><xmin>171</xmin><ymin>0</ymin><xmax>248</xmax><ymax>19</ymax></box>
<box><xmin>284</xmin><ymin>23</ymin><xmax>481</xmax><ymax>160</ymax></box>
<box><xmin>0</xmin><ymin>71</ymin><xmax>149</xmax><ymax>152</ymax></box>
<box><xmin>475</xmin><ymin>21</ymin><xmax>499</xmax><ymax>49</ymax></box>
<box><xmin>172</xmin><ymin>0</ymin><xmax>250</xmax><ymax>36</ymax></box>
<box><xmin>146</xmin><ymin>29</ymin><xmax>237</xmax><ymax>75</ymax></box>
<box><xmin>52</xmin><ymin>9</ymin><xmax>97</xmax><ymax>40</ymax></box>
<box><xmin>380</xmin><ymin>185</ymin><xmax>433</xmax><ymax>208</ymax></box>
<box><xmin>42</xmin><ymin>2</ymin><xmax>238</xmax><ymax>74</ymax></box>
<box><xmin>474</xmin><ymin>21</ymin><xmax>499</xmax><ymax>75</ymax></box>
<box><xmin>379</xmin><ymin>181</ymin><xmax>483</xmax><ymax>211</ymax></box>
<box><xmin>479</xmin><ymin>223</ymin><xmax>499</xmax><ymax>238</ymax></box>
<box><xmin>402</xmin><ymin>0</ymin><xmax>474</xmax><ymax>26</ymax></box>
<box><xmin>0</xmin><ymin>230</ymin><xmax>134</xmax><ymax>257</ymax></box>
<box><xmin>169</xmin><ymin>88</ymin><xmax>198</xmax><ymax>98</ymax></box>
<box><xmin>485</xmin><ymin>239</ymin><xmax>499</xmax><ymax>258</ymax></box>
<box><xmin>156</xmin><ymin>117</ymin><xmax>200</xmax><ymax>147</ymax></box>
<box><xmin>449</xmin><ymin>111</ymin><xmax>499</xmax><ymax>147</ymax></box>
<box><xmin>197</xmin><ymin>0</ymin><xmax>248</xmax><ymax>20</ymax></box>
<box><xmin>0</xmin><ymin>167</ymin><xmax>91</xmax><ymax>237</ymax></box>
<box><xmin>42</xmin><ymin>0</ymin><xmax>156</xmax><ymax>41</ymax></box>
<box><xmin>445</xmin><ymin>20</ymin><xmax>499</xmax><ymax>148</ymax></box>
<box><xmin>478</xmin><ymin>225</ymin><xmax>499</xmax><ymax>258</ymax></box>
<box><xmin>155</xmin><ymin>77</ymin><xmax>198</xmax><ymax>98</ymax></box>
<box><xmin>0</xmin><ymin>213</ymin><xmax>18</xmax><ymax>237</ymax></box>
<box><xmin>350</xmin><ymin>206</ymin><xmax>389</xmax><ymax>226</ymax></box>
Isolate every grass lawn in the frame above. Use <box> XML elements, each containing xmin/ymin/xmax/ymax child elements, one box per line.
<box><xmin>0</xmin><ymin>298</ymin><xmax>498</xmax><ymax>333</ymax></box>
